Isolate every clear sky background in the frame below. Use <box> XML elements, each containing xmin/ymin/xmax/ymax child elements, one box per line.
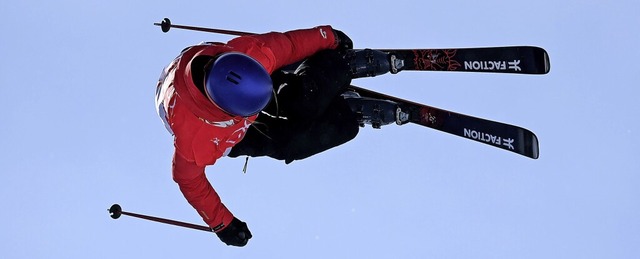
<box><xmin>2</xmin><ymin>1</ymin><xmax>638</xmax><ymax>258</ymax></box>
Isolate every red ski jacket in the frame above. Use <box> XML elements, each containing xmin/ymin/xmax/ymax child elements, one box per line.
<box><xmin>156</xmin><ymin>26</ymin><xmax>338</xmax><ymax>231</ymax></box>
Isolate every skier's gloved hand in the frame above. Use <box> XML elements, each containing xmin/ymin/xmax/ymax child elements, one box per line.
<box><xmin>332</xmin><ymin>29</ymin><xmax>353</xmax><ymax>51</ymax></box>
<box><xmin>215</xmin><ymin>217</ymin><xmax>252</xmax><ymax>247</ymax></box>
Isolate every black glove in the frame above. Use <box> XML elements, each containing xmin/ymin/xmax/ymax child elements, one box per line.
<box><xmin>216</xmin><ymin>217</ymin><xmax>252</xmax><ymax>247</ymax></box>
<box><xmin>333</xmin><ymin>29</ymin><xmax>353</xmax><ymax>51</ymax></box>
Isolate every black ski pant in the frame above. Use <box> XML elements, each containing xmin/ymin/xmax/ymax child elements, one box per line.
<box><xmin>228</xmin><ymin>50</ymin><xmax>359</xmax><ymax>164</ymax></box>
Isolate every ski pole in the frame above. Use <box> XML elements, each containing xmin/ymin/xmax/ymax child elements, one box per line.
<box><xmin>154</xmin><ymin>18</ymin><xmax>255</xmax><ymax>36</ymax></box>
<box><xmin>108</xmin><ymin>204</ymin><xmax>213</xmax><ymax>232</ymax></box>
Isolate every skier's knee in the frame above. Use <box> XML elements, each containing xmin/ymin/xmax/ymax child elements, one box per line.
<box><xmin>280</xmin><ymin>99</ymin><xmax>360</xmax><ymax>164</ymax></box>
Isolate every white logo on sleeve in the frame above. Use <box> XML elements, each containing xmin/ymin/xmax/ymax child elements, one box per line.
<box><xmin>319</xmin><ymin>28</ymin><xmax>327</xmax><ymax>39</ymax></box>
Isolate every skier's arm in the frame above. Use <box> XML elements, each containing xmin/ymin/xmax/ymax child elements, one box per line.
<box><xmin>173</xmin><ymin>150</ymin><xmax>252</xmax><ymax>246</ymax></box>
<box><xmin>227</xmin><ymin>26</ymin><xmax>340</xmax><ymax>72</ymax></box>
<box><xmin>172</xmin><ymin>150</ymin><xmax>234</xmax><ymax>231</ymax></box>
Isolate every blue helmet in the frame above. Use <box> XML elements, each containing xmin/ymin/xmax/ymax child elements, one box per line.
<box><xmin>205</xmin><ymin>52</ymin><xmax>272</xmax><ymax>117</ymax></box>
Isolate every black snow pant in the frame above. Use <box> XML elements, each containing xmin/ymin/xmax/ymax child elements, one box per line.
<box><xmin>228</xmin><ymin>50</ymin><xmax>359</xmax><ymax>164</ymax></box>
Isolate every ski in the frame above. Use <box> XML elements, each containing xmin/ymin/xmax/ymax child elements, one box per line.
<box><xmin>347</xmin><ymin>85</ymin><xmax>540</xmax><ymax>159</ymax></box>
<box><xmin>154</xmin><ymin>19</ymin><xmax>550</xmax><ymax>75</ymax></box>
<box><xmin>375</xmin><ymin>46</ymin><xmax>550</xmax><ymax>75</ymax></box>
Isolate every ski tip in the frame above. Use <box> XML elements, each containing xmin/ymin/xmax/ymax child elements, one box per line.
<box><xmin>529</xmin><ymin>46</ymin><xmax>551</xmax><ymax>74</ymax></box>
<box><xmin>542</xmin><ymin>49</ymin><xmax>551</xmax><ymax>74</ymax></box>
<box><xmin>527</xmin><ymin>132</ymin><xmax>540</xmax><ymax>159</ymax></box>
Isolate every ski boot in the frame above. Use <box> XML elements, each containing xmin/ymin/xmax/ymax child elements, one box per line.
<box><xmin>343</xmin><ymin>91</ymin><xmax>409</xmax><ymax>129</ymax></box>
<box><xmin>345</xmin><ymin>49</ymin><xmax>392</xmax><ymax>78</ymax></box>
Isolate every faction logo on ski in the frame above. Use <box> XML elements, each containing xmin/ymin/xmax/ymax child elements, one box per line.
<box><xmin>463</xmin><ymin>128</ymin><xmax>515</xmax><ymax>150</ymax></box>
<box><xmin>464</xmin><ymin>60</ymin><xmax>521</xmax><ymax>72</ymax></box>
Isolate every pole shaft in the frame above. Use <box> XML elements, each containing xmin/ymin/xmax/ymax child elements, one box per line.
<box><xmin>120</xmin><ymin>211</ymin><xmax>213</xmax><ymax>232</ymax></box>
<box><xmin>153</xmin><ymin>22</ymin><xmax>255</xmax><ymax>36</ymax></box>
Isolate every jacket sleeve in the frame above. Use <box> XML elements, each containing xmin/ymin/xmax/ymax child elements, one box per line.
<box><xmin>172</xmin><ymin>150</ymin><xmax>234</xmax><ymax>231</ymax></box>
<box><xmin>227</xmin><ymin>26</ymin><xmax>339</xmax><ymax>72</ymax></box>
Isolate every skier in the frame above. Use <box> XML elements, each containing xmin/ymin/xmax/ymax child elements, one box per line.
<box><xmin>155</xmin><ymin>25</ymin><xmax>395</xmax><ymax>247</ymax></box>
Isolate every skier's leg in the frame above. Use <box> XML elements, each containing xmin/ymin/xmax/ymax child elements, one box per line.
<box><xmin>230</xmin><ymin>49</ymin><xmax>359</xmax><ymax>161</ymax></box>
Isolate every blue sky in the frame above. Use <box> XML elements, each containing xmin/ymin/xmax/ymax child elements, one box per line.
<box><xmin>2</xmin><ymin>0</ymin><xmax>639</xmax><ymax>258</ymax></box>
